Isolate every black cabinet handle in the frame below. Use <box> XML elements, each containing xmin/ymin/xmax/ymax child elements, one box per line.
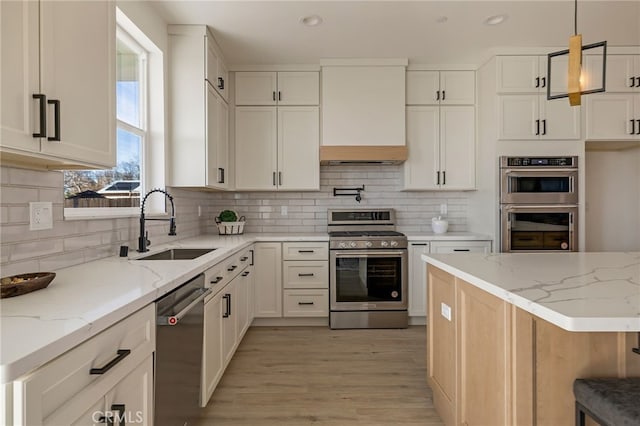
<box><xmin>227</xmin><ymin>265</ymin><xmax>237</xmax><ymax>271</ymax></box>
<box><xmin>442</xmin><ymin>90</ymin><xmax>446</xmax><ymax>101</ymax></box>
<box><xmin>111</xmin><ymin>404</ymin><xmax>125</xmax><ymax>426</ymax></box>
<box><xmin>47</xmin><ymin>99</ymin><xmax>61</xmax><ymax>141</ymax></box>
<box><xmin>541</xmin><ymin>77</ymin><xmax>546</xmax><ymax>88</ymax></box>
<box><xmin>272</xmin><ymin>171</ymin><xmax>276</xmax><ymax>186</ymax></box>
<box><xmin>90</xmin><ymin>349</ymin><xmax>131</xmax><ymax>375</ymax></box>
<box><xmin>636</xmin><ymin>77</ymin><xmax>640</xmax><ymax>87</ymax></box>
<box><xmin>32</xmin><ymin>94</ymin><xmax>47</xmax><ymax>138</ymax></box>
<box><xmin>241</xmin><ymin>271</ymin><xmax>250</xmax><ymax>277</ymax></box>
<box><xmin>535</xmin><ymin>77</ymin><xmax>540</xmax><ymax>88</ymax></box>
<box><xmin>631</xmin><ymin>77</ymin><xmax>636</xmax><ymax>88</ymax></box>
<box><xmin>278</xmin><ymin>91</ymin><xmax>282</xmax><ymax>101</ymax></box>
<box><xmin>436</xmin><ymin>171</ymin><xmax>440</xmax><ymax>185</ymax></box>
<box><xmin>272</xmin><ymin>91</ymin><xmax>276</xmax><ymax>101</ymax></box>
<box><xmin>218</xmin><ymin>77</ymin><xmax>224</xmax><ymax>90</ymax></box>
<box><xmin>298</xmin><ymin>273</ymin><xmax>315</xmax><ymax>277</ymax></box>
<box><xmin>637</xmin><ymin>119</ymin><xmax>640</xmax><ymax>135</ymax></box>
<box><xmin>250</xmin><ymin>249</ymin><xmax>254</xmax><ymax>266</ymax></box>
<box><xmin>453</xmin><ymin>249</ymin><xmax>471</xmax><ymax>252</ymax></box>
<box><xmin>210</xmin><ymin>276</ymin><xmax>223</xmax><ymax>284</ymax></box>
<box><xmin>535</xmin><ymin>119</ymin><xmax>540</xmax><ymax>135</ymax></box>
<box><xmin>298</xmin><ymin>302</ymin><xmax>314</xmax><ymax>306</ymax></box>
<box><xmin>218</xmin><ymin>167</ymin><xmax>225</xmax><ymax>184</ymax></box>
<box><xmin>442</xmin><ymin>171</ymin><xmax>446</xmax><ymax>185</ymax></box>
<box><xmin>631</xmin><ymin>120</ymin><xmax>636</xmax><ymax>135</ymax></box>
<box><xmin>278</xmin><ymin>171</ymin><xmax>282</xmax><ymax>186</ymax></box>
<box><xmin>298</xmin><ymin>250</ymin><xmax>315</xmax><ymax>253</ymax></box>
<box><xmin>436</xmin><ymin>90</ymin><xmax>440</xmax><ymax>101</ymax></box>
<box><xmin>542</xmin><ymin>119</ymin><xmax>547</xmax><ymax>135</ymax></box>
<box><xmin>240</xmin><ymin>256</ymin><xmax>248</xmax><ymax>261</ymax></box>
<box><xmin>223</xmin><ymin>294</ymin><xmax>230</xmax><ymax>318</ymax></box>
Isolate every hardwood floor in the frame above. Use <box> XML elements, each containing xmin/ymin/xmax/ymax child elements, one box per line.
<box><xmin>195</xmin><ymin>326</ymin><xmax>444</xmax><ymax>425</ymax></box>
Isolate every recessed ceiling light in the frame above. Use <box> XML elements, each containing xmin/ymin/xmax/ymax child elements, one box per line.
<box><xmin>301</xmin><ymin>15</ymin><xmax>323</xmax><ymax>27</ymax></box>
<box><xmin>436</xmin><ymin>16</ymin><xmax>448</xmax><ymax>24</ymax></box>
<box><xmin>484</xmin><ymin>14</ymin><xmax>508</xmax><ymax>26</ymax></box>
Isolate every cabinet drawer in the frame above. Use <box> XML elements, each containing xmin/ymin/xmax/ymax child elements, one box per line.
<box><xmin>14</xmin><ymin>305</ymin><xmax>155</xmax><ymax>425</ymax></box>
<box><xmin>205</xmin><ymin>263</ymin><xmax>229</xmax><ymax>297</ymax></box>
<box><xmin>283</xmin><ymin>261</ymin><xmax>328</xmax><ymax>289</ymax></box>
<box><xmin>429</xmin><ymin>241</ymin><xmax>492</xmax><ymax>254</ymax></box>
<box><xmin>283</xmin><ymin>290</ymin><xmax>329</xmax><ymax>317</ymax></box>
<box><xmin>282</xmin><ymin>242</ymin><xmax>328</xmax><ymax>260</ymax></box>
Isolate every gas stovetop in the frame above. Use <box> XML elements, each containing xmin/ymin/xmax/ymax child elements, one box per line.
<box><xmin>328</xmin><ymin>230</ymin><xmax>405</xmax><ymax>238</ymax></box>
<box><xmin>327</xmin><ymin>209</ymin><xmax>406</xmax><ymax>249</ymax></box>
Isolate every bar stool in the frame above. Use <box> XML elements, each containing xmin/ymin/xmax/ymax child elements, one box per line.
<box><xmin>573</xmin><ymin>378</ymin><xmax>640</xmax><ymax>426</ymax></box>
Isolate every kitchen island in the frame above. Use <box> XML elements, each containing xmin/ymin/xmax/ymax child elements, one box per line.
<box><xmin>421</xmin><ymin>252</ymin><xmax>640</xmax><ymax>426</ymax></box>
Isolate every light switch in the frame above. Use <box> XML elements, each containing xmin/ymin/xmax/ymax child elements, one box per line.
<box><xmin>30</xmin><ymin>202</ymin><xmax>53</xmax><ymax>231</ymax></box>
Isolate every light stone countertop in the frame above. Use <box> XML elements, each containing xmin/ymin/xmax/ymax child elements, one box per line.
<box><xmin>406</xmin><ymin>232</ymin><xmax>491</xmax><ymax>241</ymax></box>
<box><xmin>0</xmin><ymin>231</ymin><xmax>493</xmax><ymax>383</ymax></box>
<box><xmin>422</xmin><ymin>252</ymin><xmax>640</xmax><ymax>332</ymax></box>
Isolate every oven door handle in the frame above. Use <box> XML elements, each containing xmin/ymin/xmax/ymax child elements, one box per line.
<box><xmin>503</xmin><ymin>169</ymin><xmax>578</xmax><ymax>176</ymax></box>
<box><xmin>503</xmin><ymin>204</ymin><xmax>578</xmax><ymax>211</ymax></box>
<box><xmin>333</xmin><ymin>250</ymin><xmax>406</xmax><ymax>258</ymax></box>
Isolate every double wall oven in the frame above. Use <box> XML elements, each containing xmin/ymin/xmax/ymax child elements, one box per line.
<box><xmin>328</xmin><ymin>209</ymin><xmax>408</xmax><ymax>329</ymax></box>
<box><xmin>500</xmin><ymin>156</ymin><xmax>578</xmax><ymax>252</ymax></box>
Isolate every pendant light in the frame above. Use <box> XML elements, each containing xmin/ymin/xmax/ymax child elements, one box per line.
<box><xmin>547</xmin><ymin>0</ymin><xmax>607</xmax><ymax>106</ymax></box>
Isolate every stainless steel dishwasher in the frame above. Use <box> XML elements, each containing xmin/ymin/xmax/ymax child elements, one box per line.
<box><xmin>155</xmin><ymin>274</ymin><xmax>210</xmax><ymax>426</ymax></box>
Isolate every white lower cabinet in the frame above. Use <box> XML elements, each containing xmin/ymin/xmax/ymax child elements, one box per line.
<box><xmin>253</xmin><ymin>242</ymin><xmax>283</xmax><ymax>317</ymax></box>
<box><xmin>201</xmin><ymin>246</ymin><xmax>254</xmax><ymax>407</ymax></box>
<box><xmin>283</xmin><ymin>289</ymin><xmax>329</xmax><ymax>317</ymax></box>
<box><xmin>409</xmin><ymin>240</ymin><xmax>492</xmax><ymax>319</ymax></box>
<box><xmin>12</xmin><ymin>305</ymin><xmax>155</xmax><ymax>426</ymax></box>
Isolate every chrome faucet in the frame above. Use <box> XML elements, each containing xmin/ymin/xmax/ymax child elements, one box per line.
<box><xmin>138</xmin><ymin>188</ymin><xmax>176</xmax><ymax>252</ymax></box>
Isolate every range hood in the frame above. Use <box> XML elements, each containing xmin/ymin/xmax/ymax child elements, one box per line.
<box><xmin>319</xmin><ymin>146</ymin><xmax>408</xmax><ymax>165</ymax></box>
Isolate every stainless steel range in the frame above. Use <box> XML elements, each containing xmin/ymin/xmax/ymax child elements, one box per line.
<box><xmin>328</xmin><ymin>209</ymin><xmax>408</xmax><ymax>329</ymax></box>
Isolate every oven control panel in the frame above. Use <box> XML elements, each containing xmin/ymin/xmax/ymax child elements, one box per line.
<box><xmin>330</xmin><ymin>240</ymin><xmax>407</xmax><ymax>250</ymax></box>
<box><xmin>502</xmin><ymin>156</ymin><xmax>577</xmax><ymax>168</ymax></box>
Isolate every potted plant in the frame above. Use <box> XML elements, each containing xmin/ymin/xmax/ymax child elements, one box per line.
<box><xmin>214</xmin><ymin>209</ymin><xmax>246</xmax><ymax>235</ymax></box>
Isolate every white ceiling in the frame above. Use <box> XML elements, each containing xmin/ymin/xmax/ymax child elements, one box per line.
<box><xmin>149</xmin><ymin>1</ymin><xmax>640</xmax><ymax>67</ymax></box>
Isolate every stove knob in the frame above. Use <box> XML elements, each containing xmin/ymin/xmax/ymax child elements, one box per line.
<box><xmin>390</xmin><ymin>240</ymin><xmax>398</xmax><ymax>247</ymax></box>
<box><xmin>338</xmin><ymin>242</ymin><xmax>347</xmax><ymax>249</ymax></box>
<box><xmin>381</xmin><ymin>241</ymin><xmax>389</xmax><ymax>247</ymax></box>
<box><xmin>349</xmin><ymin>241</ymin><xmax>357</xmax><ymax>248</ymax></box>
<box><xmin>365</xmin><ymin>241</ymin><xmax>373</xmax><ymax>248</ymax></box>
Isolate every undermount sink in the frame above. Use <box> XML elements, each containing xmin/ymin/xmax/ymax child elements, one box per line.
<box><xmin>135</xmin><ymin>248</ymin><xmax>216</xmax><ymax>261</ymax></box>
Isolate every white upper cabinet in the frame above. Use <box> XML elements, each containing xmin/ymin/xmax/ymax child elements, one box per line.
<box><xmin>168</xmin><ymin>25</ymin><xmax>230</xmax><ymax>189</ymax></box>
<box><xmin>321</xmin><ymin>65</ymin><xmax>406</xmax><ymax>146</ymax></box>
<box><xmin>585</xmin><ymin>55</ymin><xmax>640</xmax><ymax>93</ymax></box>
<box><xmin>496</xmin><ymin>55</ymin><xmax>568</xmax><ymax>95</ymax></box>
<box><xmin>235</xmin><ymin>72</ymin><xmax>319</xmax><ymax>106</ymax></box>
<box><xmin>0</xmin><ymin>0</ymin><xmax>115</xmax><ymax>168</ymax></box>
<box><xmin>235</xmin><ymin>106</ymin><xmax>319</xmax><ymax>191</ymax></box>
<box><xmin>406</xmin><ymin>71</ymin><xmax>475</xmax><ymax>105</ymax></box>
<box><xmin>404</xmin><ymin>106</ymin><xmax>475</xmax><ymax>190</ymax></box>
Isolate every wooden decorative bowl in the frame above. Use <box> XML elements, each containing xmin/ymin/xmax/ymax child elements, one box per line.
<box><xmin>0</xmin><ymin>272</ymin><xmax>56</xmax><ymax>298</ymax></box>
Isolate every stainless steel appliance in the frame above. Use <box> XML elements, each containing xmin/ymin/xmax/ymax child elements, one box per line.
<box><xmin>500</xmin><ymin>156</ymin><xmax>578</xmax><ymax>252</ymax></box>
<box><xmin>155</xmin><ymin>274</ymin><xmax>211</xmax><ymax>426</ymax></box>
<box><xmin>328</xmin><ymin>209</ymin><xmax>408</xmax><ymax>329</ymax></box>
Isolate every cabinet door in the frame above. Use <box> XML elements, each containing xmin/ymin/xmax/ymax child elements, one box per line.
<box><xmin>498</xmin><ymin>95</ymin><xmax>538</xmax><ymax>140</ymax></box>
<box><xmin>0</xmin><ymin>0</ymin><xmax>41</xmax><ymax>153</ymax></box>
<box><xmin>440</xmin><ymin>71</ymin><xmax>475</xmax><ymax>105</ymax></box>
<box><xmin>222</xmin><ymin>280</ymin><xmax>237</xmax><ymax>365</ymax></box>
<box><xmin>586</xmin><ymin>94</ymin><xmax>637</xmax><ymax>140</ymax></box>
<box><xmin>216</xmin><ymin>96</ymin><xmax>229</xmax><ymax>188</ymax></box>
<box><xmin>235</xmin><ymin>72</ymin><xmax>277</xmax><ymax>105</ymax></box>
<box><xmin>201</xmin><ymin>292</ymin><xmax>223</xmax><ymax>406</ymax></box>
<box><xmin>253</xmin><ymin>243</ymin><xmax>283</xmax><ymax>318</ymax></box>
<box><xmin>456</xmin><ymin>280</ymin><xmax>510</xmax><ymax>426</ymax></box>
<box><xmin>430</xmin><ymin>241</ymin><xmax>491</xmax><ymax>254</ymax></box>
<box><xmin>408</xmin><ymin>242</ymin><xmax>429</xmax><ymax>317</ymax></box>
<box><xmin>235</xmin><ymin>107</ymin><xmax>278</xmax><ymax>190</ymax></box>
<box><xmin>404</xmin><ymin>106</ymin><xmax>439</xmax><ymax>189</ymax></box>
<box><xmin>38</xmin><ymin>0</ymin><xmax>115</xmax><ymax>167</ymax></box>
<box><xmin>205</xmin><ymin>36</ymin><xmax>219</xmax><ymax>88</ymax></box>
<box><xmin>277</xmin><ymin>106</ymin><xmax>320</xmax><ymax>190</ymax></box>
<box><xmin>440</xmin><ymin>106</ymin><xmax>475</xmax><ymax>190</ymax></box>
<box><xmin>277</xmin><ymin>72</ymin><xmax>319</xmax><ymax>105</ymax></box>
<box><xmin>236</xmin><ymin>268</ymin><xmax>252</xmax><ymax>338</ymax></box>
<box><xmin>586</xmin><ymin>54</ymin><xmax>638</xmax><ymax>93</ymax></box>
<box><xmin>540</xmin><ymin>97</ymin><xmax>581</xmax><ymax>140</ymax></box>
<box><xmin>105</xmin><ymin>356</ymin><xmax>153</xmax><ymax>426</ymax></box>
<box><xmin>406</xmin><ymin>71</ymin><xmax>440</xmax><ymax>105</ymax></box>
<box><xmin>206</xmin><ymin>83</ymin><xmax>220</xmax><ymax>187</ymax></box>
<box><xmin>496</xmin><ymin>56</ymin><xmax>540</xmax><ymax>94</ymax></box>
<box><xmin>426</xmin><ymin>266</ymin><xmax>457</xmax><ymax>426</ymax></box>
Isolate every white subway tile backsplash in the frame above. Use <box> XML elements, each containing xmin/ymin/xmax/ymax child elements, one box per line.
<box><xmin>1</xmin><ymin>187</ymin><xmax>39</xmax><ymax>204</ymax></box>
<box><xmin>11</xmin><ymin>240</ymin><xmax>64</xmax><ymax>261</ymax></box>
<box><xmin>8</xmin><ymin>168</ymin><xmax>61</xmax><ymax>188</ymax></box>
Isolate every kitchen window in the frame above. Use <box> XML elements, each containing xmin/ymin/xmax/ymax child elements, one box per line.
<box><xmin>64</xmin><ymin>9</ymin><xmax>165</xmax><ymax>219</ymax></box>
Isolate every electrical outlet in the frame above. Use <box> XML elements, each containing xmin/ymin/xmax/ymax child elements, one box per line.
<box><xmin>440</xmin><ymin>203</ymin><xmax>448</xmax><ymax>215</ymax></box>
<box><xmin>281</xmin><ymin>205</ymin><xmax>288</xmax><ymax>216</ymax></box>
<box><xmin>441</xmin><ymin>302</ymin><xmax>452</xmax><ymax>321</ymax></box>
<box><xmin>29</xmin><ymin>202</ymin><xmax>53</xmax><ymax>231</ymax></box>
